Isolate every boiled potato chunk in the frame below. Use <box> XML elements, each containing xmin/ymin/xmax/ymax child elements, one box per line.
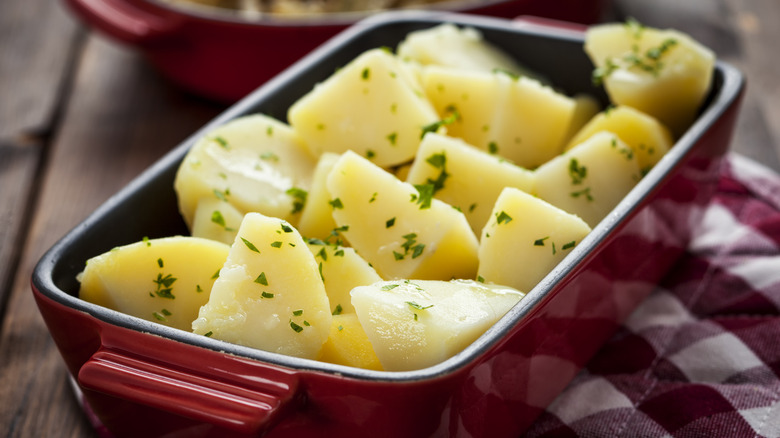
<box><xmin>478</xmin><ymin>188</ymin><xmax>591</xmax><ymax>293</ymax></box>
<box><xmin>406</xmin><ymin>133</ymin><xmax>535</xmax><ymax>235</ymax></box>
<box><xmin>326</xmin><ymin>151</ymin><xmax>479</xmax><ymax>281</ymax></box>
<box><xmin>192</xmin><ymin>212</ymin><xmax>331</xmax><ymax>359</ymax></box>
<box><xmin>296</xmin><ymin>152</ymin><xmax>340</xmax><ymax>240</ymax></box>
<box><xmin>397</xmin><ymin>23</ymin><xmax>533</xmax><ymax>77</ymax></box>
<box><xmin>191</xmin><ymin>196</ymin><xmax>243</xmax><ymax>245</ymax></box>
<box><xmin>306</xmin><ymin>241</ymin><xmax>382</xmax><ymax>315</ymax></box>
<box><xmin>288</xmin><ymin>48</ymin><xmax>440</xmax><ymax>168</ymax></box>
<box><xmin>351</xmin><ymin>279</ymin><xmax>524</xmax><ymax>371</ymax></box>
<box><xmin>422</xmin><ymin>67</ymin><xmax>575</xmax><ymax>168</ymax></box>
<box><xmin>318</xmin><ymin>313</ymin><xmax>383</xmax><ymax>371</ymax></box>
<box><xmin>586</xmin><ymin>20</ymin><xmax>715</xmax><ymax>137</ymax></box>
<box><xmin>174</xmin><ymin>114</ymin><xmax>315</xmax><ymax>229</ymax></box>
<box><xmin>562</xmin><ymin>93</ymin><xmax>601</xmax><ymax>145</ymax></box>
<box><xmin>78</xmin><ymin>236</ymin><xmax>229</xmax><ymax>331</ymax></box>
<box><xmin>535</xmin><ymin>131</ymin><xmax>642</xmax><ymax>227</ymax></box>
<box><xmin>565</xmin><ymin>105</ymin><xmax>674</xmax><ymax>173</ymax></box>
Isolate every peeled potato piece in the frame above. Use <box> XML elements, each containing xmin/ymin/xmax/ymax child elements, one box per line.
<box><xmin>192</xmin><ymin>212</ymin><xmax>331</xmax><ymax>359</ymax></box>
<box><xmin>585</xmin><ymin>20</ymin><xmax>715</xmax><ymax>137</ymax></box>
<box><xmin>306</xmin><ymin>240</ymin><xmax>382</xmax><ymax>315</ymax></box>
<box><xmin>326</xmin><ymin>151</ymin><xmax>479</xmax><ymax>281</ymax></box>
<box><xmin>406</xmin><ymin>132</ymin><xmax>535</xmax><ymax>235</ymax></box>
<box><xmin>318</xmin><ymin>313</ymin><xmax>383</xmax><ymax>371</ymax></box>
<box><xmin>288</xmin><ymin>48</ymin><xmax>439</xmax><ymax>168</ymax></box>
<box><xmin>351</xmin><ymin>279</ymin><xmax>524</xmax><ymax>371</ymax></box>
<box><xmin>78</xmin><ymin>236</ymin><xmax>229</xmax><ymax>331</ymax></box>
<box><xmin>477</xmin><ymin>188</ymin><xmax>591</xmax><ymax>293</ymax></box>
<box><xmin>297</xmin><ymin>152</ymin><xmax>341</xmax><ymax>240</ymax></box>
<box><xmin>535</xmin><ymin>131</ymin><xmax>643</xmax><ymax>228</ymax></box>
<box><xmin>174</xmin><ymin>114</ymin><xmax>316</xmax><ymax>230</ymax></box>
<box><xmin>191</xmin><ymin>196</ymin><xmax>243</xmax><ymax>245</ymax></box>
<box><xmin>397</xmin><ymin>23</ymin><xmax>536</xmax><ymax>78</ymax></box>
<box><xmin>421</xmin><ymin>67</ymin><xmax>576</xmax><ymax>168</ymax></box>
<box><xmin>565</xmin><ymin>105</ymin><xmax>674</xmax><ymax>173</ymax></box>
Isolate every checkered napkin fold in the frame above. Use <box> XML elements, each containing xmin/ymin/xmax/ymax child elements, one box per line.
<box><xmin>525</xmin><ymin>154</ymin><xmax>780</xmax><ymax>438</ymax></box>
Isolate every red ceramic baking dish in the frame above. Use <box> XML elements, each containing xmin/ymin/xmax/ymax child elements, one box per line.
<box><xmin>62</xmin><ymin>0</ymin><xmax>607</xmax><ymax>102</ymax></box>
<box><xmin>32</xmin><ymin>11</ymin><xmax>744</xmax><ymax>438</ymax></box>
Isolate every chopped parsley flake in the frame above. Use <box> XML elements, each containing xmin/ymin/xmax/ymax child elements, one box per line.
<box><xmin>157</xmin><ymin>258</ymin><xmax>164</xmax><ymax>268</ymax></box>
<box><xmin>260</xmin><ymin>152</ymin><xmax>279</xmax><ymax>161</ymax></box>
<box><xmin>270</xmin><ymin>241</ymin><xmax>283</xmax><ymax>248</ymax></box>
<box><xmin>413</xmin><ymin>184</ymin><xmax>434</xmax><ymax>209</ymax></box>
<box><xmin>488</xmin><ymin>142</ymin><xmax>499</xmax><ymax>155</ymax></box>
<box><xmin>241</xmin><ymin>237</ymin><xmax>261</xmax><ymax>253</ymax></box>
<box><xmin>386</xmin><ymin>217</ymin><xmax>396</xmax><ymax>228</ymax></box>
<box><xmin>213</xmin><ymin>188</ymin><xmax>230</xmax><ymax>202</ymax></box>
<box><xmin>361</xmin><ymin>68</ymin><xmax>370</xmax><ymax>80</ymax></box>
<box><xmin>290</xmin><ymin>321</ymin><xmax>304</xmax><ymax>333</ymax></box>
<box><xmin>406</xmin><ymin>301</ymin><xmax>433</xmax><ymax>311</ymax></box>
<box><xmin>211</xmin><ymin>210</ymin><xmax>234</xmax><ymax>231</ymax></box>
<box><xmin>366</xmin><ymin>149</ymin><xmax>376</xmax><ymax>159</ymax></box>
<box><xmin>293</xmin><ymin>309</ymin><xmax>304</xmax><ymax>316</ymax></box>
<box><xmin>143</xmin><ymin>236</ymin><xmax>151</xmax><ymax>247</ymax></box>
<box><xmin>562</xmin><ymin>241</ymin><xmax>576</xmax><ymax>250</ymax></box>
<box><xmin>332</xmin><ymin>304</ymin><xmax>343</xmax><ymax>315</ymax></box>
<box><xmin>477</xmin><ymin>275</ymin><xmax>485</xmax><ymax>283</ymax></box>
<box><xmin>211</xmin><ymin>269</ymin><xmax>220</xmax><ymax>279</ymax></box>
<box><xmin>571</xmin><ymin>187</ymin><xmax>594</xmax><ymax>201</ymax></box>
<box><xmin>369</xmin><ymin>192</ymin><xmax>377</xmax><ymax>203</ymax></box>
<box><xmin>387</xmin><ymin>132</ymin><xmax>398</xmax><ymax>145</ymax></box>
<box><xmin>286</xmin><ymin>187</ymin><xmax>308</xmax><ymax>214</ymax></box>
<box><xmin>568</xmin><ymin>158</ymin><xmax>587</xmax><ymax>185</ymax></box>
<box><xmin>261</xmin><ymin>291</ymin><xmax>274</xmax><ymax>299</ymax></box>
<box><xmin>381</xmin><ymin>284</ymin><xmax>400</xmax><ymax>291</ymax></box>
<box><xmin>329</xmin><ymin>198</ymin><xmax>344</xmax><ymax>209</ymax></box>
<box><xmin>255</xmin><ymin>272</ymin><xmax>268</xmax><ymax>286</ymax></box>
<box><xmin>496</xmin><ymin>211</ymin><xmax>513</xmax><ymax>225</ymax></box>
<box><xmin>204</xmin><ymin>331</ymin><xmax>213</xmax><ymax>337</ymax></box>
<box><xmin>420</xmin><ymin>105</ymin><xmax>460</xmax><ymax>139</ymax></box>
<box><xmin>534</xmin><ymin>237</ymin><xmax>549</xmax><ymax>246</ymax></box>
<box><xmin>213</xmin><ymin>136</ymin><xmax>229</xmax><ymax>148</ymax></box>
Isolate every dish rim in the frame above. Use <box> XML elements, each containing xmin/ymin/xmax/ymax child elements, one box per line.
<box><xmin>32</xmin><ymin>10</ymin><xmax>746</xmax><ymax>383</ymax></box>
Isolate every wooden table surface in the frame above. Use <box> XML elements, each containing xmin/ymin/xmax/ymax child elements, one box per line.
<box><xmin>1</xmin><ymin>0</ymin><xmax>778</xmax><ymax>436</ymax></box>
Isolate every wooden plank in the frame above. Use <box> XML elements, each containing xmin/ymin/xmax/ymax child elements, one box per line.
<box><xmin>0</xmin><ymin>34</ymin><xmax>223</xmax><ymax>438</ymax></box>
<box><xmin>610</xmin><ymin>0</ymin><xmax>780</xmax><ymax>170</ymax></box>
<box><xmin>0</xmin><ymin>0</ymin><xmax>83</xmax><ymax>141</ymax></box>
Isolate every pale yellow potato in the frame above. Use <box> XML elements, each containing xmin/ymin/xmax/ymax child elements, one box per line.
<box><xmin>296</xmin><ymin>152</ymin><xmax>340</xmax><ymax>240</ymax></box>
<box><xmin>318</xmin><ymin>313</ymin><xmax>383</xmax><ymax>371</ymax></box>
<box><xmin>351</xmin><ymin>279</ymin><xmax>524</xmax><ymax>371</ymax></box>
<box><xmin>306</xmin><ymin>241</ymin><xmax>382</xmax><ymax>315</ymax></box>
<box><xmin>422</xmin><ymin>67</ymin><xmax>575</xmax><ymax>168</ymax></box>
<box><xmin>477</xmin><ymin>188</ymin><xmax>591</xmax><ymax>293</ymax></box>
<box><xmin>174</xmin><ymin>114</ymin><xmax>316</xmax><ymax>229</ymax></box>
<box><xmin>397</xmin><ymin>23</ymin><xmax>534</xmax><ymax>77</ymax></box>
<box><xmin>326</xmin><ymin>151</ymin><xmax>479</xmax><ymax>281</ymax></box>
<box><xmin>535</xmin><ymin>131</ymin><xmax>642</xmax><ymax>228</ymax></box>
<box><xmin>565</xmin><ymin>105</ymin><xmax>674</xmax><ymax>173</ymax></box>
<box><xmin>78</xmin><ymin>236</ymin><xmax>229</xmax><ymax>331</ymax></box>
<box><xmin>562</xmin><ymin>93</ymin><xmax>601</xmax><ymax>146</ymax></box>
<box><xmin>288</xmin><ymin>48</ymin><xmax>440</xmax><ymax>168</ymax></box>
<box><xmin>191</xmin><ymin>196</ymin><xmax>243</xmax><ymax>245</ymax></box>
<box><xmin>192</xmin><ymin>212</ymin><xmax>331</xmax><ymax>359</ymax></box>
<box><xmin>586</xmin><ymin>21</ymin><xmax>715</xmax><ymax>137</ymax></box>
<box><xmin>406</xmin><ymin>133</ymin><xmax>535</xmax><ymax>235</ymax></box>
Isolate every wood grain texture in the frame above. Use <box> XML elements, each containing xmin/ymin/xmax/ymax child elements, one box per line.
<box><xmin>0</xmin><ymin>35</ymin><xmax>222</xmax><ymax>438</ymax></box>
<box><xmin>0</xmin><ymin>0</ymin><xmax>82</xmax><ymax>141</ymax></box>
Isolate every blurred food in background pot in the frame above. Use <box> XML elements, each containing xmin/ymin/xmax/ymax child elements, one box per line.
<box><xmin>63</xmin><ymin>0</ymin><xmax>607</xmax><ymax>102</ymax></box>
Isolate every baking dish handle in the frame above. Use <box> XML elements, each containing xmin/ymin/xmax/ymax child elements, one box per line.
<box><xmin>65</xmin><ymin>0</ymin><xmax>181</xmax><ymax>45</ymax></box>
<box><xmin>78</xmin><ymin>349</ymin><xmax>296</xmax><ymax>434</ymax></box>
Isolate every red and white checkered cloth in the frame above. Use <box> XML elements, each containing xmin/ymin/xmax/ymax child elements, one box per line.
<box><xmin>526</xmin><ymin>153</ymin><xmax>780</xmax><ymax>438</ymax></box>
